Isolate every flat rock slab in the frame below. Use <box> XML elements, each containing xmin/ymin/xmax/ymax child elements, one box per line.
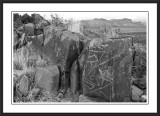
<box><xmin>80</xmin><ymin>38</ymin><xmax>133</xmax><ymax>102</ymax></box>
<box><xmin>132</xmin><ymin>85</ymin><xmax>143</xmax><ymax>102</ymax></box>
<box><xmin>79</xmin><ymin>94</ymin><xmax>106</xmax><ymax>102</ymax></box>
<box><xmin>23</xmin><ymin>23</ymin><xmax>35</xmax><ymax>36</ymax></box>
<box><xmin>35</xmin><ymin>66</ymin><xmax>59</xmax><ymax>94</ymax></box>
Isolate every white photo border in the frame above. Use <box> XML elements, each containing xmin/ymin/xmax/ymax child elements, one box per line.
<box><xmin>3</xmin><ymin>3</ymin><xmax>157</xmax><ymax>113</ymax></box>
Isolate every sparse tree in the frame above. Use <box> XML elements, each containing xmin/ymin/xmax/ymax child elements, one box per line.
<box><xmin>50</xmin><ymin>14</ymin><xmax>73</xmax><ymax>30</ymax></box>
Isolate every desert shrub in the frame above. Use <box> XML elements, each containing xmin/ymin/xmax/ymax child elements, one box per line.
<box><xmin>13</xmin><ymin>61</ymin><xmax>23</xmax><ymax>70</ymax></box>
<box><xmin>13</xmin><ymin>13</ymin><xmax>23</xmax><ymax>28</ymax></box>
<box><xmin>50</xmin><ymin>14</ymin><xmax>73</xmax><ymax>30</ymax></box>
<box><xmin>21</xmin><ymin>13</ymin><xmax>34</xmax><ymax>24</ymax></box>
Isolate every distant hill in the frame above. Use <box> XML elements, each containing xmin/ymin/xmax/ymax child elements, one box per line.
<box><xmin>81</xmin><ymin>18</ymin><xmax>146</xmax><ymax>33</ymax></box>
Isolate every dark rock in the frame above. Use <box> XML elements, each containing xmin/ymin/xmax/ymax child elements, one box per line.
<box><xmin>13</xmin><ymin>70</ymin><xmax>25</xmax><ymax>83</ymax></box>
<box><xmin>15</xmin><ymin>89</ymin><xmax>23</xmax><ymax>101</ymax></box>
<box><xmin>13</xmin><ymin>29</ymin><xmax>19</xmax><ymax>47</ymax></box>
<box><xmin>35</xmin><ymin>20</ymin><xmax>50</xmax><ymax>30</ymax></box>
<box><xmin>31</xmin><ymin>26</ymin><xmax>84</xmax><ymax>94</ymax></box>
<box><xmin>132</xmin><ymin>47</ymin><xmax>146</xmax><ymax>89</ymax></box>
<box><xmin>133</xmin><ymin>76</ymin><xmax>146</xmax><ymax>89</ymax></box>
<box><xmin>70</xmin><ymin>60</ymin><xmax>81</xmax><ymax>94</ymax></box>
<box><xmin>74</xmin><ymin>37</ymin><xmax>133</xmax><ymax>102</ymax></box>
<box><xmin>31</xmin><ymin>13</ymin><xmax>44</xmax><ymax>23</ymax></box>
<box><xmin>35</xmin><ymin>66</ymin><xmax>59</xmax><ymax>94</ymax></box>
<box><xmin>18</xmin><ymin>75</ymin><xmax>31</xmax><ymax>96</ymax></box>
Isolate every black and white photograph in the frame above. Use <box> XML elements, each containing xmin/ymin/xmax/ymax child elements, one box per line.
<box><xmin>2</xmin><ymin>3</ymin><xmax>157</xmax><ymax>113</ymax></box>
<box><xmin>12</xmin><ymin>11</ymin><xmax>147</xmax><ymax>103</ymax></box>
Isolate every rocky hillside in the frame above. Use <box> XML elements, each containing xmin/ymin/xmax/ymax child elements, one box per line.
<box><xmin>80</xmin><ymin>18</ymin><xmax>146</xmax><ymax>37</ymax></box>
<box><xmin>82</xmin><ymin>18</ymin><xmax>146</xmax><ymax>30</ymax></box>
<box><xmin>13</xmin><ymin>13</ymin><xmax>147</xmax><ymax>103</ymax></box>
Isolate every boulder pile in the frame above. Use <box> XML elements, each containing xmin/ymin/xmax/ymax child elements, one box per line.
<box><xmin>13</xmin><ymin>13</ymin><xmax>146</xmax><ymax>102</ymax></box>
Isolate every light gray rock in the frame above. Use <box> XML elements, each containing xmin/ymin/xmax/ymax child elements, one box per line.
<box><xmin>79</xmin><ymin>94</ymin><xmax>106</xmax><ymax>102</ymax></box>
<box><xmin>35</xmin><ymin>66</ymin><xmax>59</xmax><ymax>95</ymax></box>
<box><xmin>141</xmin><ymin>95</ymin><xmax>147</xmax><ymax>102</ymax></box>
<box><xmin>18</xmin><ymin>75</ymin><xmax>31</xmax><ymax>96</ymax></box>
<box><xmin>132</xmin><ymin>85</ymin><xmax>143</xmax><ymax>102</ymax></box>
<box><xmin>32</xmin><ymin>88</ymin><xmax>40</xmax><ymax>97</ymax></box>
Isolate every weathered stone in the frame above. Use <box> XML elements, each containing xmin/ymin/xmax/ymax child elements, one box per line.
<box><xmin>133</xmin><ymin>76</ymin><xmax>146</xmax><ymax>89</ymax></box>
<box><xmin>13</xmin><ymin>29</ymin><xmax>19</xmax><ymax>47</ymax></box>
<box><xmin>132</xmin><ymin>85</ymin><xmax>143</xmax><ymax>102</ymax></box>
<box><xmin>23</xmin><ymin>23</ymin><xmax>35</xmax><ymax>36</ymax></box>
<box><xmin>32</xmin><ymin>88</ymin><xmax>41</xmax><ymax>97</ymax></box>
<box><xmin>25</xmin><ymin>68</ymin><xmax>36</xmax><ymax>81</ymax></box>
<box><xmin>79</xmin><ymin>94</ymin><xmax>106</xmax><ymax>102</ymax></box>
<box><xmin>132</xmin><ymin>93</ymin><xmax>141</xmax><ymax>102</ymax></box>
<box><xmin>35</xmin><ymin>66</ymin><xmax>59</xmax><ymax>94</ymax></box>
<box><xmin>32</xmin><ymin>13</ymin><xmax>44</xmax><ymax>23</ymax></box>
<box><xmin>31</xmin><ymin>26</ymin><xmax>84</xmax><ymax>94</ymax></box>
<box><xmin>132</xmin><ymin>47</ymin><xmax>146</xmax><ymax>89</ymax></box>
<box><xmin>18</xmin><ymin>75</ymin><xmax>31</xmax><ymax>96</ymax></box>
<box><xmin>132</xmin><ymin>85</ymin><xmax>143</xmax><ymax>96</ymax></box>
<box><xmin>140</xmin><ymin>95</ymin><xmax>147</xmax><ymax>102</ymax></box>
<box><xmin>61</xmin><ymin>99</ymin><xmax>72</xmax><ymax>102</ymax></box>
<box><xmin>35</xmin><ymin>20</ymin><xmax>50</xmax><ymax>29</ymax></box>
<box><xmin>13</xmin><ymin>70</ymin><xmax>25</xmax><ymax>82</ymax></box>
<box><xmin>75</xmin><ymin>37</ymin><xmax>133</xmax><ymax>102</ymax></box>
<box><xmin>15</xmin><ymin>89</ymin><xmax>23</xmax><ymax>101</ymax></box>
<box><xmin>36</xmin><ymin>59</ymin><xmax>47</xmax><ymax>67</ymax></box>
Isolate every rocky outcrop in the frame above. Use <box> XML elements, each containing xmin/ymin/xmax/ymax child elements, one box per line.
<box><xmin>30</xmin><ymin>26</ymin><xmax>84</xmax><ymax>95</ymax></box>
<box><xmin>13</xmin><ymin>13</ymin><xmax>146</xmax><ymax>103</ymax></box>
<box><xmin>70</xmin><ymin>37</ymin><xmax>133</xmax><ymax>102</ymax></box>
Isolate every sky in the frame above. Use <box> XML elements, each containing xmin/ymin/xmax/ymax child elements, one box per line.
<box><xmin>17</xmin><ymin>12</ymin><xmax>147</xmax><ymax>23</ymax></box>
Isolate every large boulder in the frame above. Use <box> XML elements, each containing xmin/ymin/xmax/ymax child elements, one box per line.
<box><xmin>35</xmin><ymin>66</ymin><xmax>59</xmax><ymax>94</ymax></box>
<box><xmin>23</xmin><ymin>23</ymin><xmax>35</xmax><ymax>36</ymax></box>
<box><xmin>70</xmin><ymin>37</ymin><xmax>133</xmax><ymax>102</ymax></box>
<box><xmin>31</xmin><ymin>13</ymin><xmax>44</xmax><ymax>23</ymax></box>
<box><xmin>31</xmin><ymin>26</ymin><xmax>84</xmax><ymax>94</ymax></box>
<box><xmin>21</xmin><ymin>20</ymin><xmax>50</xmax><ymax>37</ymax></box>
<box><xmin>35</xmin><ymin>20</ymin><xmax>50</xmax><ymax>30</ymax></box>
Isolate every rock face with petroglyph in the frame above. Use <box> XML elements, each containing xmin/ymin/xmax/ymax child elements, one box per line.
<box><xmin>71</xmin><ymin>37</ymin><xmax>133</xmax><ymax>102</ymax></box>
<box><xmin>13</xmin><ymin>13</ymin><xmax>146</xmax><ymax>102</ymax></box>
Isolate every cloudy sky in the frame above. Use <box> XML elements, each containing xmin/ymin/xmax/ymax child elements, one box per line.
<box><xmin>17</xmin><ymin>12</ymin><xmax>147</xmax><ymax>23</ymax></box>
